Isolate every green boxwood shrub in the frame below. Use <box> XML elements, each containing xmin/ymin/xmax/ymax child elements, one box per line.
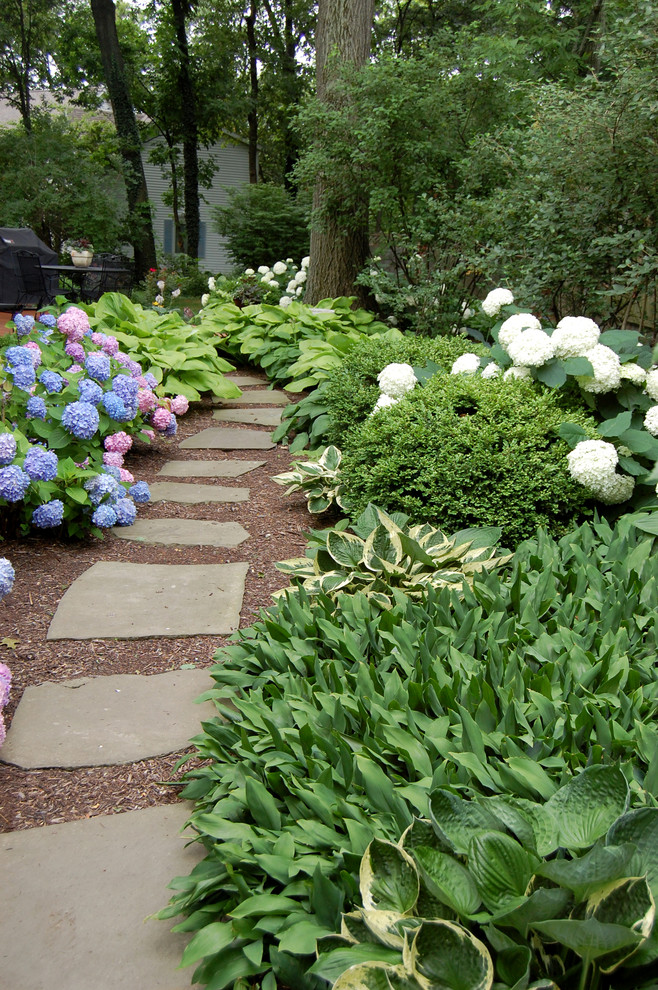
<box><xmin>212</xmin><ymin>183</ymin><xmax>310</xmax><ymax>270</ymax></box>
<box><xmin>339</xmin><ymin>373</ymin><xmax>599</xmax><ymax>545</ymax></box>
<box><xmin>325</xmin><ymin>333</ymin><xmax>488</xmax><ymax>445</ymax></box>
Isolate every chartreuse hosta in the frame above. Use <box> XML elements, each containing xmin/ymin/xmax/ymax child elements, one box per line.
<box><xmin>311</xmin><ymin>766</ymin><xmax>658</xmax><ymax>990</ymax></box>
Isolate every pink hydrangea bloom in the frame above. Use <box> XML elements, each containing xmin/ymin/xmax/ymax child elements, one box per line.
<box><xmin>65</xmin><ymin>341</ymin><xmax>85</xmax><ymax>362</ymax></box>
<box><xmin>151</xmin><ymin>407</ymin><xmax>172</xmax><ymax>431</ymax></box>
<box><xmin>142</xmin><ymin>429</ymin><xmax>156</xmax><ymax>441</ymax></box>
<box><xmin>0</xmin><ymin>661</ymin><xmax>11</xmax><ymax>707</ymax></box>
<box><xmin>103</xmin><ymin>451</ymin><xmax>124</xmax><ymax>468</ymax></box>
<box><xmin>137</xmin><ymin>388</ymin><xmax>157</xmax><ymax>413</ymax></box>
<box><xmin>119</xmin><ymin>468</ymin><xmax>134</xmax><ymax>483</ymax></box>
<box><xmin>115</xmin><ymin>352</ymin><xmax>131</xmax><ymax>366</ymax></box>
<box><xmin>170</xmin><ymin>395</ymin><xmax>189</xmax><ymax>416</ymax></box>
<box><xmin>104</xmin><ymin>431</ymin><xmax>133</xmax><ymax>454</ymax></box>
<box><xmin>57</xmin><ymin>307</ymin><xmax>90</xmax><ymax>341</ymax></box>
<box><xmin>74</xmin><ymin>458</ymin><xmax>90</xmax><ymax>468</ymax></box>
<box><xmin>0</xmin><ymin>712</ymin><xmax>5</xmax><ymax>746</ymax></box>
<box><xmin>24</xmin><ymin>342</ymin><xmax>42</xmax><ymax>366</ymax></box>
<box><xmin>101</xmin><ymin>335</ymin><xmax>119</xmax><ymax>356</ymax></box>
<box><xmin>67</xmin><ymin>364</ymin><xmax>83</xmax><ymax>374</ymax></box>
<box><xmin>91</xmin><ymin>332</ymin><xmax>105</xmax><ymax>347</ymax></box>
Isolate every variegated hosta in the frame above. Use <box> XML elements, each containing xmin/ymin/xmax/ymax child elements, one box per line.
<box><xmin>310</xmin><ymin>766</ymin><xmax>658</xmax><ymax>990</ymax></box>
<box><xmin>276</xmin><ymin>504</ymin><xmax>512</xmax><ymax>606</ymax></box>
<box><xmin>272</xmin><ymin>444</ymin><xmax>349</xmax><ymax>514</ymax></box>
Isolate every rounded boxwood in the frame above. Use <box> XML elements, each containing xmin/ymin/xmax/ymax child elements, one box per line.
<box><xmin>339</xmin><ymin>372</ymin><xmax>599</xmax><ymax>545</ymax></box>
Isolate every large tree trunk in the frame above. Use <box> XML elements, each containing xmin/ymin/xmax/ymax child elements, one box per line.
<box><xmin>171</xmin><ymin>0</ymin><xmax>200</xmax><ymax>258</ymax></box>
<box><xmin>305</xmin><ymin>0</ymin><xmax>375</xmax><ymax>305</ymax></box>
<box><xmin>245</xmin><ymin>0</ymin><xmax>259</xmax><ymax>184</ymax></box>
<box><xmin>90</xmin><ymin>0</ymin><xmax>156</xmax><ymax>277</ymax></box>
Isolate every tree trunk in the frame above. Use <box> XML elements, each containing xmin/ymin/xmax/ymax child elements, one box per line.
<box><xmin>305</xmin><ymin>0</ymin><xmax>375</xmax><ymax>305</ymax></box>
<box><xmin>90</xmin><ymin>0</ymin><xmax>156</xmax><ymax>277</ymax></box>
<box><xmin>171</xmin><ymin>0</ymin><xmax>200</xmax><ymax>258</ymax></box>
<box><xmin>246</xmin><ymin>0</ymin><xmax>259</xmax><ymax>184</ymax></box>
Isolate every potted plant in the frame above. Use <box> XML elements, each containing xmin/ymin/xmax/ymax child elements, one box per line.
<box><xmin>67</xmin><ymin>237</ymin><xmax>94</xmax><ymax>267</ymax></box>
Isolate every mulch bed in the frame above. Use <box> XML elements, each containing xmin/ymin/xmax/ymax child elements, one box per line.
<box><xmin>0</xmin><ymin>373</ymin><xmax>316</xmax><ymax>832</ymax></box>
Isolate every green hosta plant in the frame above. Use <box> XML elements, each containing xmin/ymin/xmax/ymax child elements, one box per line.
<box><xmin>312</xmin><ymin>766</ymin><xmax>658</xmax><ymax>990</ymax></box>
<box><xmin>276</xmin><ymin>504</ymin><xmax>512</xmax><ymax>606</ymax></box>
<box><xmin>272</xmin><ymin>445</ymin><xmax>349</xmax><ymax>514</ymax></box>
<box><xmin>271</xmin><ymin>382</ymin><xmax>334</xmax><ymax>453</ymax></box>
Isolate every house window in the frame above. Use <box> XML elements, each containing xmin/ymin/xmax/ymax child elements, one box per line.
<box><xmin>163</xmin><ymin>219</ymin><xmax>206</xmax><ymax>258</ymax></box>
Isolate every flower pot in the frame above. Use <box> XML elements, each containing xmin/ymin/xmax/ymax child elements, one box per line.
<box><xmin>71</xmin><ymin>250</ymin><xmax>93</xmax><ymax>268</ymax></box>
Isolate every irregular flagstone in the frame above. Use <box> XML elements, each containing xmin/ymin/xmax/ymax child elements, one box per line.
<box><xmin>0</xmin><ymin>804</ymin><xmax>203</xmax><ymax>990</ymax></box>
<box><xmin>147</xmin><ymin>481</ymin><xmax>249</xmax><ymax>504</ymax></box>
<box><xmin>112</xmin><ymin>518</ymin><xmax>250</xmax><ymax>547</ymax></box>
<box><xmin>224</xmin><ymin>373</ymin><xmax>265</xmax><ymax>386</ymax></box>
<box><xmin>213</xmin><ymin>406</ymin><xmax>283</xmax><ymax>427</ymax></box>
<box><xmin>179</xmin><ymin>427</ymin><xmax>274</xmax><ymax>450</ymax></box>
<box><xmin>158</xmin><ymin>458</ymin><xmax>265</xmax><ymax>478</ymax></box>
<box><xmin>214</xmin><ymin>388</ymin><xmax>290</xmax><ymax>406</ymax></box>
<box><xmin>1</xmin><ymin>669</ymin><xmax>216</xmax><ymax>769</ymax></box>
<box><xmin>47</xmin><ymin>561</ymin><xmax>249</xmax><ymax>640</ymax></box>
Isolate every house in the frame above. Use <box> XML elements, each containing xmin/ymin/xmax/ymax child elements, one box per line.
<box><xmin>0</xmin><ymin>92</ymin><xmax>251</xmax><ymax>274</ymax></box>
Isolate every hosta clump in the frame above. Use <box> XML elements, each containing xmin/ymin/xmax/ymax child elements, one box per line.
<box><xmin>312</xmin><ymin>766</ymin><xmax>658</xmax><ymax>990</ymax></box>
<box><xmin>276</xmin><ymin>504</ymin><xmax>512</xmax><ymax>606</ymax></box>
<box><xmin>272</xmin><ymin>445</ymin><xmax>349</xmax><ymax>514</ymax></box>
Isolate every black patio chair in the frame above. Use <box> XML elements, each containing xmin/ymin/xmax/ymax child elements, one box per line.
<box><xmin>15</xmin><ymin>251</ymin><xmax>55</xmax><ymax>308</ymax></box>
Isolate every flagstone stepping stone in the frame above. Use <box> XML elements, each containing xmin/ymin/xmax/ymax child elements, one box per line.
<box><xmin>111</xmin><ymin>518</ymin><xmax>250</xmax><ymax>548</ymax></box>
<box><xmin>213</xmin><ymin>406</ymin><xmax>283</xmax><ymax>426</ymax></box>
<box><xmin>1</xmin><ymin>669</ymin><xmax>216</xmax><ymax>769</ymax></box>
<box><xmin>47</xmin><ymin>561</ymin><xmax>248</xmax><ymax>640</ymax></box>
<box><xmin>224</xmin><ymin>373</ymin><xmax>264</xmax><ymax>386</ymax></box>
<box><xmin>179</xmin><ymin>427</ymin><xmax>274</xmax><ymax>450</ymax></box>
<box><xmin>214</xmin><ymin>388</ymin><xmax>290</xmax><ymax>406</ymax></box>
<box><xmin>0</xmin><ymin>803</ymin><xmax>203</xmax><ymax>990</ymax></box>
<box><xmin>158</xmin><ymin>459</ymin><xmax>265</xmax><ymax>478</ymax></box>
<box><xmin>148</xmin><ymin>482</ymin><xmax>249</xmax><ymax>504</ymax></box>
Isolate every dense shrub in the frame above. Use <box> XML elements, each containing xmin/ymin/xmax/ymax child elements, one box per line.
<box><xmin>339</xmin><ymin>372</ymin><xmax>598</xmax><ymax>544</ymax></box>
<box><xmin>212</xmin><ymin>183</ymin><xmax>310</xmax><ymax>270</ymax></box>
<box><xmin>325</xmin><ymin>333</ymin><xmax>488</xmax><ymax>445</ymax></box>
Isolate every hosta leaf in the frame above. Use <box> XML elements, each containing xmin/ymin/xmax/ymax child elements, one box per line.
<box><xmin>490</xmin><ymin>887</ymin><xmax>572</xmax><ymax>934</ymax></box>
<box><xmin>409</xmin><ymin>921</ymin><xmax>494</xmax><ymax>990</ymax></box>
<box><xmin>411</xmin><ymin>846</ymin><xmax>481</xmax><ymax>916</ymax></box>
<box><xmin>606</xmin><ymin>808</ymin><xmax>658</xmax><ymax>899</ymax></box>
<box><xmin>327</xmin><ymin>531</ymin><xmax>366</xmax><ymax>567</ymax></box>
<box><xmin>179</xmin><ymin>921</ymin><xmax>235</xmax><ymax>968</ymax></box>
<box><xmin>400</xmin><ymin>819</ymin><xmax>450</xmax><ymax>854</ymax></box>
<box><xmin>545</xmin><ymin>765</ymin><xmax>628</xmax><ymax>850</ymax></box>
<box><xmin>245</xmin><ymin>776</ymin><xmax>281</xmax><ymax>830</ymax></box>
<box><xmin>533</xmin><ymin>917</ymin><xmax>642</xmax><ymax>966</ymax></box>
<box><xmin>333</xmin><ymin>963</ymin><xmax>393</xmax><ymax>990</ymax></box>
<box><xmin>361</xmin><ymin>910</ymin><xmax>413</xmax><ymax>949</ymax></box>
<box><xmin>468</xmin><ymin>832</ymin><xmax>539</xmax><ymax>914</ymax></box>
<box><xmin>278</xmin><ymin>919</ymin><xmax>334</xmax><ymax>956</ymax></box>
<box><xmin>360</xmin><ymin>839</ymin><xmax>419</xmax><ymax>915</ymax></box>
<box><xmin>588</xmin><ymin>876</ymin><xmax>654</xmax><ymax>972</ymax></box>
<box><xmin>429</xmin><ymin>791</ymin><xmax>504</xmax><ymax>856</ymax></box>
<box><xmin>365</xmin><ymin>525</ymin><xmax>404</xmax><ymax>568</ymax></box>
<box><xmin>309</xmin><ymin>945</ymin><xmax>401</xmax><ymax>983</ymax></box>
<box><xmin>319</xmin><ymin>445</ymin><xmax>342</xmax><ymax>472</ymax></box>
<box><xmin>538</xmin><ymin>842</ymin><xmax>636</xmax><ymax>901</ymax></box>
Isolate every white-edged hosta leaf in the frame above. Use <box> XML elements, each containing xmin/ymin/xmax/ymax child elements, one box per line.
<box><xmin>545</xmin><ymin>765</ymin><xmax>629</xmax><ymax>850</ymax></box>
<box><xmin>342</xmin><ymin>912</ymin><xmax>381</xmax><ymax>945</ymax></box>
<box><xmin>309</xmin><ymin>945</ymin><xmax>401</xmax><ymax>983</ymax></box>
<box><xmin>408</xmin><ymin>920</ymin><xmax>494</xmax><ymax>990</ymax></box>
<box><xmin>327</xmin><ymin>530</ymin><xmax>367</xmax><ymax>568</ymax></box>
<box><xmin>588</xmin><ymin>875</ymin><xmax>654</xmax><ymax>939</ymax></box>
<box><xmin>361</xmin><ymin>839</ymin><xmax>420</xmax><ymax>915</ymax></box>
<box><xmin>365</xmin><ymin>525</ymin><xmax>404</xmax><ymax>568</ymax></box>
<box><xmin>361</xmin><ymin>910</ymin><xmax>415</xmax><ymax>949</ymax></box>
<box><xmin>333</xmin><ymin>962</ymin><xmax>393</xmax><ymax>990</ymax></box>
<box><xmin>468</xmin><ymin>832</ymin><xmax>539</xmax><ymax>914</ymax></box>
<box><xmin>606</xmin><ymin>808</ymin><xmax>658</xmax><ymax>900</ymax></box>
<box><xmin>412</xmin><ymin>846</ymin><xmax>481</xmax><ymax>916</ymax></box>
<box><xmin>319</xmin><ymin>445</ymin><xmax>342</xmax><ymax>472</ymax></box>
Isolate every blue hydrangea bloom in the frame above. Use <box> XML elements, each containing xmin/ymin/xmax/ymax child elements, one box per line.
<box><xmin>5</xmin><ymin>346</ymin><xmax>34</xmax><ymax>366</ymax></box>
<box><xmin>164</xmin><ymin>414</ymin><xmax>178</xmax><ymax>437</ymax></box>
<box><xmin>102</xmin><ymin>392</ymin><xmax>128</xmax><ymax>421</ymax></box>
<box><xmin>128</xmin><ymin>481</ymin><xmax>150</xmax><ymax>504</ymax></box>
<box><xmin>113</xmin><ymin>375</ymin><xmax>139</xmax><ymax>401</ymax></box>
<box><xmin>61</xmin><ymin>401</ymin><xmax>99</xmax><ymax>440</ymax></box>
<box><xmin>0</xmin><ymin>465</ymin><xmax>30</xmax><ymax>502</ymax></box>
<box><xmin>13</xmin><ymin>314</ymin><xmax>35</xmax><ymax>338</ymax></box>
<box><xmin>32</xmin><ymin>499</ymin><xmax>64</xmax><ymax>528</ymax></box>
<box><xmin>84</xmin><ymin>473</ymin><xmax>122</xmax><ymax>506</ymax></box>
<box><xmin>10</xmin><ymin>364</ymin><xmax>36</xmax><ymax>391</ymax></box>
<box><xmin>26</xmin><ymin>396</ymin><xmax>48</xmax><ymax>420</ymax></box>
<box><xmin>23</xmin><ymin>447</ymin><xmax>58</xmax><ymax>482</ymax></box>
<box><xmin>39</xmin><ymin>370</ymin><xmax>64</xmax><ymax>393</ymax></box>
<box><xmin>78</xmin><ymin>378</ymin><xmax>103</xmax><ymax>405</ymax></box>
<box><xmin>0</xmin><ymin>433</ymin><xmax>17</xmax><ymax>465</ymax></box>
<box><xmin>101</xmin><ymin>465</ymin><xmax>122</xmax><ymax>481</ymax></box>
<box><xmin>114</xmin><ymin>498</ymin><xmax>137</xmax><ymax>526</ymax></box>
<box><xmin>38</xmin><ymin>314</ymin><xmax>57</xmax><ymax>328</ymax></box>
<box><xmin>0</xmin><ymin>557</ymin><xmax>15</xmax><ymax>597</ymax></box>
<box><xmin>143</xmin><ymin>372</ymin><xmax>158</xmax><ymax>389</ymax></box>
<box><xmin>84</xmin><ymin>352</ymin><xmax>111</xmax><ymax>382</ymax></box>
<box><xmin>92</xmin><ymin>503</ymin><xmax>118</xmax><ymax>528</ymax></box>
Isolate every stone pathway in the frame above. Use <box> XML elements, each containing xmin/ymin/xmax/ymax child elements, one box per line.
<box><xmin>0</xmin><ymin>374</ymin><xmax>292</xmax><ymax>988</ymax></box>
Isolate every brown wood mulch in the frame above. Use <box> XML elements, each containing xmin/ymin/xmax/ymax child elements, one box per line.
<box><xmin>0</xmin><ymin>373</ymin><xmax>316</xmax><ymax>832</ymax></box>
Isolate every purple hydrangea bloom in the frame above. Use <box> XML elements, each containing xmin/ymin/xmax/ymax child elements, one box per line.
<box><xmin>5</xmin><ymin>346</ymin><xmax>34</xmax><ymax>367</ymax></box>
<box><xmin>112</xmin><ymin>374</ymin><xmax>139</xmax><ymax>402</ymax></box>
<box><xmin>101</xmin><ymin>464</ymin><xmax>122</xmax><ymax>481</ymax></box>
<box><xmin>78</xmin><ymin>378</ymin><xmax>103</xmax><ymax>405</ymax></box>
<box><xmin>114</xmin><ymin>498</ymin><xmax>137</xmax><ymax>526</ymax></box>
<box><xmin>39</xmin><ymin>370</ymin><xmax>64</xmax><ymax>394</ymax></box>
<box><xmin>61</xmin><ymin>401</ymin><xmax>99</xmax><ymax>440</ymax></box>
<box><xmin>102</xmin><ymin>392</ymin><xmax>128</xmax><ymax>421</ymax></box>
<box><xmin>13</xmin><ymin>314</ymin><xmax>35</xmax><ymax>338</ymax></box>
<box><xmin>92</xmin><ymin>503</ymin><xmax>118</xmax><ymax>528</ymax></box>
<box><xmin>65</xmin><ymin>341</ymin><xmax>85</xmax><ymax>363</ymax></box>
<box><xmin>164</xmin><ymin>414</ymin><xmax>178</xmax><ymax>437</ymax></box>
<box><xmin>143</xmin><ymin>372</ymin><xmax>158</xmax><ymax>389</ymax></box>
<box><xmin>0</xmin><ymin>558</ymin><xmax>15</xmax><ymax>598</ymax></box>
<box><xmin>0</xmin><ymin>659</ymin><xmax>11</xmax><ymax>704</ymax></box>
<box><xmin>0</xmin><ymin>433</ymin><xmax>17</xmax><ymax>465</ymax></box>
<box><xmin>0</xmin><ymin>465</ymin><xmax>30</xmax><ymax>502</ymax></box>
<box><xmin>128</xmin><ymin>481</ymin><xmax>150</xmax><ymax>503</ymax></box>
<box><xmin>84</xmin><ymin>352</ymin><xmax>111</xmax><ymax>382</ymax></box>
<box><xmin>84</xmin><ymin>473</ymin><xmax>122</xmax><ymax>506</ymax></box>
<box><xmin>32</xmin><ymin>499</ymin><xmax>64</xmax><ymax>528</ymax></box>
<box><xmin>127</xmin><ymin>360</ymin><xmax>142</xmax><ymax>377</ymax></box>
<box><xmin>10</xmin><ymin>364</ymin><xmax>36</xmax><ymax>391</ymax></box>
<box><xmin>26</xmin><ymin>396</ymin><xmax>47</xmax><ymax>420</ymax></box>
<box><xmin>23</xmin><ymin>447</ymin><xmax>58</xmax><ymax>482</ymax></box>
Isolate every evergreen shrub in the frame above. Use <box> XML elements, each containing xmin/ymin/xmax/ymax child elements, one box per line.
<box><xmin>212</xmin><ymin>183</ymin><xmax>310</xmax><ymax>270</ymax></box>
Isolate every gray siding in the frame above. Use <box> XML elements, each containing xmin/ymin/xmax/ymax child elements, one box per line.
<box><xmin>142</xmin><ymin>138</ymin><xmax>249</xmax><ymax>274</ymax></box>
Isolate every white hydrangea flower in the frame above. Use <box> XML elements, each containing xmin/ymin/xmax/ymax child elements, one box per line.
<box><xmin>619</xmin><ymin>363</ymin><xmax>646</xmax><ymax>385</ymax></box>
<box><xmin>506</xmin><ymin>329</ymin><xmax>555</xmax><ymax>368</ymax></box>
<box><xmin>377</xmin><ymin>362</ymin><xmax>417</xmax><ymax>398</ymax></box>
<box><xmin>285</xmin><ymin>258</ymin><xmax>293</xmax><ymax>264</ymax></box>
<box><xmin>461</xmin><ymin>302</ymin><xmax>473</xmax><ymax>319</ymax></box>
<box><xmin>295</xmin><ymin>286</ymin><xmax>303</xmax><ymax>296</ymax></box>
<box><xmin>208</xmin><ymin>276</ymin><xmax>216</xmax><ymax>291</ymax></box>
<box><xmin>201</xmin><ymin>293</ymin><xmax>210</xmax><ymax>307</ymax></box>
<box><xmin>576</xmin><ymin>344</ymin><xmax>621</xmax><ymax>393</ymax></box>
<box><xmin>286</xmin><ymin>280</ymin><xmax>297</xmax><ymax>294</ymax></box>
<box><xmin>301</xmin><ymin>256</ymin><xmax>310</xmax><ymax>269</ymax></box>
<box><xmin>498</xmin><ymin>313</ymin><xmax>541</xmax><ymax>351</ymax></box>
<box><xmin>551</xmin><ymin>316</ymin><xmax>600</xmax><ymax>358</ymax></box>
<box><xmin>644</xmin><ymin>368</ymin><xmax>658</xmax><ymax>400</ymax></box>
<box><xmin>272</xmin><ymin>261</ymin><xmax>287</xmax><ymax>275</ymax></box>
<box><xmin>567</xmin><ymin>439</ymin><xmax>618</xmax><ymax>487</ymax></box>
<box><xmin>279</xmin><ymin>296</ymin><xmax>293</xmax><ymax>308</ymax></box>
<box><xmin>503</xmin><ymin>366</ymin><xmax>532</xmax><ymax>381</ymax></box>
<box><xmin>157</xmin><ymin>280</ymin><xmax>165</xmax><ymax>291</ymax></box>
<box><xmin>245</xmin><ymin>268</ymin><xmax>255</xmax><ymax>276</ymax></box>
<box><xmin>155</xmin><ymin>293</ymin><xmax>164</xmax><ymax>304</ymax></box>
<box><xmin>261</xmin><ymin>275</ymin><xmax>274</xmax><ymax>284</ymax></box>
<box><xmin>295</xmin><ymin>270</ymin><xmax>307</xmax><ymax>284</ymax></box>
<box><xmin>481</xmin><ymin>362</ymin><xmax>501</xmax><ymax>379</ymax></box>
<box><xmin>371</xmin><ymin>393</ymin><xmax>401</xmax><ymax>415</ymax></box>
<box><xmin>644</xmin><ymin>406</ymin><xmax>658</xmax><ymax>437</ymax></box>
<box><xmin>482</xmin><ymin>288</ymin><xmax>514</xmax><ymax>317</ymax></box>
<box><xmin>596</xmin><ymin>473</ymin><xmax>635</xmax><ymax>504</ymax></box>
<box><xmin>258</xmin><ymin>265</ymin><xmax>270</xmax><ymax>274</ymax></box>
<box><xmin>171</xmin><ymin>288</ymin><xmax>181</xmax><ymax>298</ymax></box>
<box><xmin>451</xmin><ymin>353</ymin><xmax>481</xmax><ymax>375</ymax></box>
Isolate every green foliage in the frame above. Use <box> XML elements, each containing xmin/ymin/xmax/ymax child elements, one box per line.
<box><xmin>276</xmin><ymin>504</ymin><xmax>512</xmax><ymax>606</ymax></box>
<box><xmin>338</xmin><ymin>373</ymin><xmax>599</xmax><ymax>545</ymax></box>
<box><xmin>271</xmin><ymin>382</ymin><xmax>334</xmax><ymax>453</ymax></box>
<box><xmin>314</xmin><ymin>767</ymin><xmax>658</xmax><ymax>990</ymax></box>
<box><xmin>272</xmin><ymin>445</ymin><xmax>349</xmax><ymax>515</ymax></box>
<box><xmin>212</xmin><ymin>183</ymin><xmax>310</xmax><ymax>270</ymax></box>
<box><xmin>161</xmin><ymin>518</ymin><xmax>658</xmax><ymax>987</ymax></box>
